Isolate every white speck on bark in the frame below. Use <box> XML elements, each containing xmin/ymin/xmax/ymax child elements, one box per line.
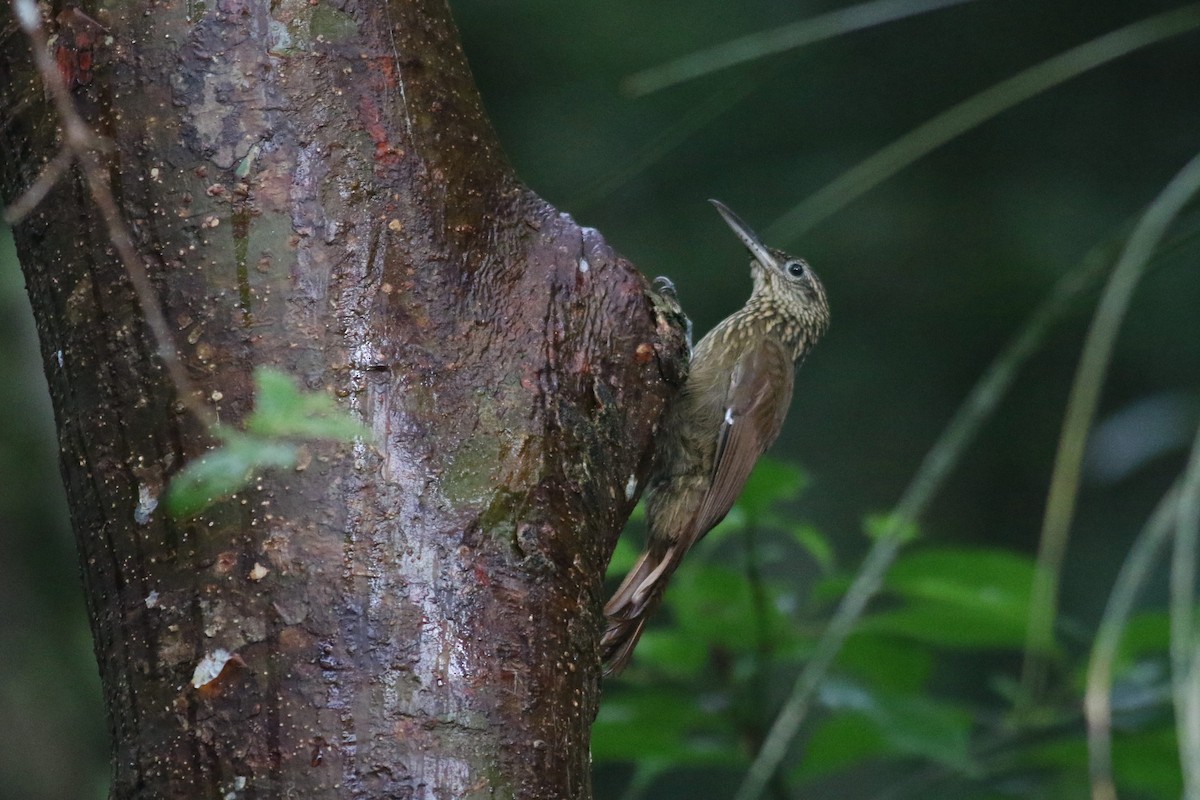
<box><xmin>134</xmin><ymin>484</ymin><xmax>158</xmax><ymax>525</ymax></box>
<box><xmin>192</xmin><ymin>649</ymin><xmax>233</xmax><ymax>688</ymax></box>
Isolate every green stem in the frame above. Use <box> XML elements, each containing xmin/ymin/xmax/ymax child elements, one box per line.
<box><xmin>1083</xmin><ymin>483</ymin><xmax>1181</xmax><ymax>800</ymax></box>
<box><xmin>1172</xmin><ymin>425</ymin><xmax>1200</xmax><ymax>799</ymax></box>
<box><xmin>1022</xmin><ymin>149</ymin><xmax>1200</xmax><ymax>701</ymax></box>
<box><xmin>732</xmin><ymin>229</ymin><xmax>1115</xmax><ymax>800</ymax></box>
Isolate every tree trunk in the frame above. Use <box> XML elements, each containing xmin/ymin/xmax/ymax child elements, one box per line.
<box><xmin>0</xmin><ymin>2</ymin><xmax>686</xmax><ymax>797</ymax></box>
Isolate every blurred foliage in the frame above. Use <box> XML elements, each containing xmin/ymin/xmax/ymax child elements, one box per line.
<box><xmin>167</xmin><ymin>367</ymin><xmax>367</xmax><ymax>517</ymax></box>
<box><xmin>0</xmin><ymin>224</ymin><xmax>107</xmax><ymax>796</ymax></box>
<box><xmin>597</xmin><ymin>458</ymin><xmax>1181</xmax><ymax>799</ymax></box>
<box><xmin>3</xmin><ymin>0</ymin><xmax>1200</xmax><ymax>798</ymax></box>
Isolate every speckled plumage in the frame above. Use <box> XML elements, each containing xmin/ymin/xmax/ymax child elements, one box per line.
<box><xmin>601</xmin><ymin>201</ymin><xmax>830</xmax><ymax>674</ymax></box>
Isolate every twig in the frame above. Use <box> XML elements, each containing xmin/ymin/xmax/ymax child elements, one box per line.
<box><xmin>3</xmin><ymin>147</ymin><xmax>74</xmax><ymax>224</ymax></box>
<box><xmin>7</xmin><ymin>0</ymin><xmax>214</xmax><ymax>428</ymax></box>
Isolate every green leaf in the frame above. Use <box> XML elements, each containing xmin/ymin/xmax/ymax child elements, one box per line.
<box><xmin>667</xmin><ymin>564</ymin><xmax>759</xmax><ymax>650</ymax></box>
<box><xmin>799</xmin><ymin>683</ymin><xmax>977</xmax><ymax>782</ymax></box>
<box><xmin>887</xmin><ymin>548</ymin><xmax>1035</xmax><ymax>604</ymax></box>
<box><xmin>629</xmin><ymin>628</ymin><xmax>711</xmax><ymax>679</ymax></box>
<box><xmin>693</xmin><ymin>504</ymin><xmax>746</xmax><ymax>551</ymax></box>
<box><xmin>736</xmin><ymin>458</ymin><xmax>807</xmax><ymax>521</ymax></box>
<box><xmin>810</xmin><ymin>572</ymin><xmax>853</xmax><ymax>606</ymax></box>
<box><xmin>1023</xmin><ymin>725</ymin><xmax>1179</xmax><ymax>800</ymax></box>
<box><xmin>246</xmin><ymin>367</ymin><xmax>367</xmax><ymax>441</ymax></box>
<box><xmin>1023</xmin><ymin>733</ymin><xmax>1088</xmax><ymax>771</ymax></box>
<box><xmin>166</xmin><ymin>434</ymin><xmax>297</xmax><ymax>517</ymax></box>
<box><xmin>859</xmin><ymin>547</ymin><xmax>1035</xmax><ymax>649</ymax></box>
<box><xmin>838</xmin><ymin>633</ymin><xmax>934</xmax><ymax>693</ymax></box>
<box><xmin>167</xmin><ymin>368</ymin><xmax>367</xmax><ymax>518</ymax></box>
<box><xmin>785</xmin><ymin>521</ymin><xmax>835</xmax><ymax>573</ymax></box>
<box><xmin>1111</xmin><ymin>725</ymin><xmax>1181</xmax><ymax>800</ymax></box>
<box><xmin>666</xmin><ymin>562</ymin><xmax>804</xmax><ymax>654</ymax></box>
<box><xmin>794</xmin><ymin>713</ymin><xmax>887</xmax><ymax>782</ymax></box>
<box><xmin>591</xmin><ymin>687</ymin><xmax>739</xmax><ymax>765</ymax></box>
<box><xmin>817</xmin><ymin>678</ymin><xmax>976</xmax><ymax>773</ymax></box>
<box><xmin>861</xmin><ymin>600</ymin><xmax>1029</xmax><ymax>649</ymax></box>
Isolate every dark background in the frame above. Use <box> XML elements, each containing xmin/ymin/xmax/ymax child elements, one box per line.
<box><xmin>3</xmin><ymin>1</ymin><xmax>1198</xmax><ymax>796</ymax></box>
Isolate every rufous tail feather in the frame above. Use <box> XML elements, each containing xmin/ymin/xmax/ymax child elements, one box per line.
<box><xmin>600</xmin><ymin>544</ymin><xmax>681</xmax><ymax>675</ymax></box>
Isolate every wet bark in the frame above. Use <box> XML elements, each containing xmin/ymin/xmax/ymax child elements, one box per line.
<box><xmin>0</xmin><ymin>1</ymin><xmax>686</xmax><ymax>798</ymax></box>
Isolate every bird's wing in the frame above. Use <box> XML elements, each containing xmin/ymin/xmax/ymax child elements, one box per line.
<box><xmin>693</xmin><ymin>339</ymin><xmax>794</xmax><ymax>541</ymax></box>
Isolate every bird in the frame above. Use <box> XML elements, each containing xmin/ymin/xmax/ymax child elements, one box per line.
<box><xmin>601</xmin><ymin>199</ymin><xmax>830</xmax><ymax>675</ymax></box>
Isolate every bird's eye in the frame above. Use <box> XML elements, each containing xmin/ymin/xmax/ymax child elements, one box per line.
<box><xmin>787</xmin><ymin>261</ymin><xmax>806</xmax><ymax>278</ymax></box>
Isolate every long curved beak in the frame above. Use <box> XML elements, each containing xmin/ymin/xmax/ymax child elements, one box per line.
<box><xmin>709</xmin><ymin>199</ymin><xmax>779</xmax><ymax>271</ymax></box>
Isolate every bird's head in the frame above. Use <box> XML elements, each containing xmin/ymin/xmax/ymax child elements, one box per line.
<box><xmin>709</xmin><ymin>199</ymin><xmax>830</xmax><ymax>348</ymax></box>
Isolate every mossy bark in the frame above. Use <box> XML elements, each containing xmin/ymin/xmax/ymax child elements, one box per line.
<box><xmin>0</xmin><ymin>1</ymin><xmax>687</xmax><ymax>797</ymax></box>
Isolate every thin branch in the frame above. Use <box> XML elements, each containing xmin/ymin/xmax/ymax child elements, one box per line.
<box><xmin>764</xmin><ymin>4</ymin><xmax>1200</xmax><ymax>243</ymax></box>
<box><xmin>7</xmin><ymin>0</ymin><xmax>214</xmax><ymax>428</ymax></box>
<box><xmin>571</xmin><ymin>0</ymin><xmax>986</xmax><ymax>210</ymax></box>
<box><xmin>732</xmin><ymin>233</ymin><xmax>1115</xmax><ymax>800</ymax></box>
<box><xmin>1022</xmin><ymin>149</ymin><xmax>1200</xmax><ymax>701</ymax></box>
<box><xmin>568</xmin><ymin>78</ymin><xmax>762</xmax><ymax>212</ymax></box>
<box><xmin>571</xmin><ymin>0</ymin><xmax>999</xmax><ymax>210</ymax></box>
<box><xmin>2</xmin><ymin>147</ymin><xmax>74</xmax><ymax>224</ymax></box>
<box><xmin>624</xmin><ymin>0</ymin><xmax>982</xmax><ymax>97</ymax></box>
<box><xmin>1083</xmin><ymin>483</ymin><xmax>1181</xmax><ymax>800</ymax></box>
